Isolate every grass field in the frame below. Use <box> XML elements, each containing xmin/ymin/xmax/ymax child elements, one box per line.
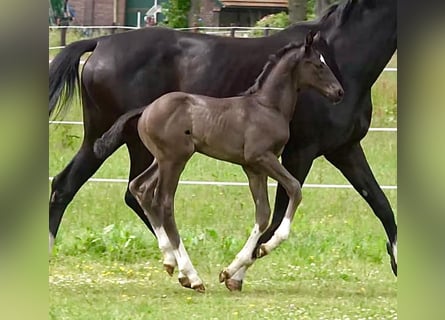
<box><xmin>49</xmin><ymin>34</ymin><xmax>397</xmax><ymax>318</ymax></box>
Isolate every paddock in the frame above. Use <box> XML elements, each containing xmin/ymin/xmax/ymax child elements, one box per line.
<box><xmin>49</xmin><ymin>25</ymin><xmax>397</xmax><ymax>318</ymax></box>
<box><xmin>49</xmin><ymin>70</ymin><xmax>396</xmax><ymax>319</ymax></box>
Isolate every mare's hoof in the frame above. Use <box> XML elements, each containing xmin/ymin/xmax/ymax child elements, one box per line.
<box><xmin>386</xmin><ymin>242</ymin><xmax>397</xmax><ymax>277</ymax></box>
<box><xmin>225</xmin><ymin>279</ymin><xmax>243</xmax><ymax>292</ymax></box>
<box><xmin>178</xmin><ymin>276</ymin><xmax>192</xmax><ymax>288</ymax></box>
<box><xmin>391</xmin><ymin>260</ymin><xmax>397</xmax><ymax>277</ymax></box>
<box><xmin>192</xmin><ymin>283</ymin><xmax>206</xmax><ymax>293</ymax></box>
<box><xmin>256</xmin><ymin>244</ymin><xmax>268</xmax><ymax>258</ymax></box>
<box><xmin>164</xmin><ymin>264</ymin><xmax>175</xmax><ymax>276</ymax></box>
<box><xmin>219</xmin><ymin>270</ymin><xmax>230</xmax><ymax>283</ymax></box>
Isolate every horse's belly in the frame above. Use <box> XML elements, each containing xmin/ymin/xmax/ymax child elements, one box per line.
<box><xmin>194</xmin><ymin>140</ymin><xmax>245</xmax><ymax>165</ymax></box>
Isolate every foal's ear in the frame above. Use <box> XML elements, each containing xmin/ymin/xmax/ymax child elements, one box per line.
<box><xmin>305</xmin><ymin>30</ymin><xmax>315</xmax><ymax>48</ymax></box>
<box><xmin>313</xmin><ymin>31</ymin><xmax>321</xmax><ymax>43</ymax></box>
<box><xmin>304</xmin><ymin>31</ymin><xmax>315</xmax><ymax>55</ymax></box>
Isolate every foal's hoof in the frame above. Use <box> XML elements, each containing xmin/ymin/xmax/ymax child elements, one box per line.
<box><xmin>256</xmin><ymin>244</ymin><xmax>269</xmax><ymax>258</ymax></box>
<box><xmin>219</xmin><ymin>270</ymin><xmax>230</xmax><ymax>283</ymax></box>
<box><xmin>178</xmin><ymin>276</ymin><xmax>192</xmax><ymax>289</ymax></box>
<box><xmin>164</xmin><ymin>264</ymin><xmax>175</xmax><ymax>277</ymax></box>
<box><xmin>225</xmin><ymin>279</ymin><xmax>243</xmax><ymax>292</ymax></box>
<box><xmin>192</xmin><ymin>283</ymin><xmax>206</xmax><ymax>293</ymax></box>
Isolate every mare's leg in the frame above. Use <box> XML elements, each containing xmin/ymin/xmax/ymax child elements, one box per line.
<box><xmin>254</xmin><ymin>147</ymin><xmax>313</xmax><ymax>255</ymax></box>
<box><xmin>125</xmin><ymin>140</ymin><xmax>157</xmax><ymax>235</ymax></box>
<box><xmin>253</xmin><ymin>152</ymin><xmax>303</xmax><ymax>257</ymax></box>
<box><xmin>49</xmin><ymin>93</ymin><xmax>123</xmax><ymax>252</ymax></box>
<box><xmin>325</xmin><ymin>143</ymin><xmax>397</xmax><ymax>275</ymax></box>
<box><xmin>153</xmin><ymin>159</ymin><xmax>205</xmax><ymax>292</ymax></box>
<box><xmin>50</xmin><ymin>142</ymin><xmax>107</xmax><ymax>251</ymax></box>
<box><xmin>219</xmin><ymin>167</ymin><xmax>270</xmax><ymax>291</ymax></box>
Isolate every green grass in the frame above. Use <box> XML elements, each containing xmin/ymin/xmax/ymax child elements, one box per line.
<box><xmin>49</xmin><ymin>45</ymin><xmax>397</xmax><ymax>318</ymax></box>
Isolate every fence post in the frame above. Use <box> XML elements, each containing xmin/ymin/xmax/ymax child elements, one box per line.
<box><xmin>137</xmin><ymin>11</ymin><xmax>141</xmax><ymax>28</ymax></box>
<box><xmin>192</xmin><ymin>22</ymin><xmax>200</xmax><ymax>33</ymax></box>
<box><xmin>264</xmin><ymin>24</ymin><xmax>270</xmax><ymax>36</ymax></box>
<box><xmin>230</xmin><ymin>24</ymin><xmax>237</xmax><ymax>37</ymax></box>
<box><xmin>59</xmin><ymin>20</ymin><xmax>69</xmax><ymax>46</ymax></box>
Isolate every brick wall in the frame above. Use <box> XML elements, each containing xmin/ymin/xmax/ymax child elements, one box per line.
<box><xmin>94</xmin><ymin>0</ymin><xmax>114</xmax><ymax>25</ymax></box>
<box><xmin>200</xmin><ymin>0</ymin><xmax>221</xmax><ymax>27</ymax></box>
<box><xmin>68</xmin><ymin>0</ymin><xmax>86</xmax><ymax>24</ymax></box>
<box><xmin>69</xmin><ymin>0</ymin><xmax>126</xmax><ymax>26</ymax></box>
<box><xmin>189</xmin><ymin>0</ymin><xmax>221</xmax><ymax>27</ymax></box>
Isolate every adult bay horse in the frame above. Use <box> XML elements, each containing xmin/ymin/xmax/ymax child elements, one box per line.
<box><xmin>49</xmin><ymin>0</ymin><xmax>397</xmax><ymax>279</ymax></box>
<box><xmin>94</xmin><ymin>33</ymin><xmax>344</xmax><ymax>292</ymax></box>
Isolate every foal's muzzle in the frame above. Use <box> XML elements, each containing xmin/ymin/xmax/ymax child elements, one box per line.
<box><xmin>330</xmin><ymin>87</ymin><xmax>344</xmax><ymax>104</ymax></box>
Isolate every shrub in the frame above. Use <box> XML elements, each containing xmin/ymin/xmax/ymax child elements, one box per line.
<box><xmin>251</xmin><ymin>12</ymin><xmax>290</xmax><ymax>37</ymax></box>
<box><xmin>162</xmin><ymin>0</ymin><xmax>191</xmax><ymax>28</ymax></box>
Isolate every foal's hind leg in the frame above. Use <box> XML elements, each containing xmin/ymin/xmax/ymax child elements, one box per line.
<box><xmin>129</xmin><ymin>159</ymin><xmax>178</xmax><ymax>275</ymax></box>
<box><xmin>127</xmin><ymin>141</ymin><xmax>191</xmax><ymax>278</ymax></box>
<box><xmin>153</xmin><ymin>159</ymin><xmax>205</xmax><ymax>292</ymax></box>
<box><xmin>220</xmin><ymin>167</ymin><xmax>270</xmax><ymax>291</ymax></box>
<box><xmin>129</xmin><ymin>159</ymin><xmax>159</xmax><ymax>210</ymax></box>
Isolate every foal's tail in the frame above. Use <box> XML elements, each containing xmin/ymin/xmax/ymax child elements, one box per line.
<box><xmin>49</xmin><ymin>38</ymin><xmax>99</xmax><ymax>119</ymax></box>
<box><xmin>93</xmin><ymin>106</ymin><xmax>146</xmax><ymax>160</ymax></box>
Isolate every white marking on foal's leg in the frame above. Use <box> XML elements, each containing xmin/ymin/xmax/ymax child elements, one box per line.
<box><xmin>261</xmin><ymin>218</ymin><xmax>291</xmax><ymax>254</ymax></box>
<box><xmin>49</xmin><ymin>232</ymin><xmax>55</xmax><ymax>253</ymax></box>
<box><xmin>173</xmin><ymin>240</ymin><xmax>204</xmax><ymax>290</ymax></box>
<box><xmin>154</xmin><ymin>226</ymin><xmax>177</xmax><ymax>273</ymax></box>
<box><xmin>223</xmin><ymin>224</ymin><xmax>261</xmax><ymax>278</ymax></box>
<box><xmin>320</xmin><ymin>54</ymin><xmax>327</xmax><ymax>65</ymax></box>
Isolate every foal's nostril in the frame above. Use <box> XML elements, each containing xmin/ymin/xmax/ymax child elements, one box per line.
<box><xmin>337</xmin><ymin>89</ymin><xmax>344</xmax><ymax>97</ymax></box>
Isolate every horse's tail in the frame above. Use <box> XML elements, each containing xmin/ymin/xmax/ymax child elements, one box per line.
<box><xmin>93</xmin><ymin>106</ymin><xmax>147</xmax><ymax>160</ymax></box>
<box><xmin>49</xmin><ymin>38</ymin><xmax>99</xmax><ymax>119</ymax></box>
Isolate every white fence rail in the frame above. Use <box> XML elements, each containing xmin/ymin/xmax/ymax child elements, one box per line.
<box><xmin>49</xmin><ymin>121</ymin><xmax>397</xmax><ymax>189</ymax></box>
<box><xmin>47</xmin><ymin>176</ymin><xmax>397</xmax><ymax>190</ymax></box>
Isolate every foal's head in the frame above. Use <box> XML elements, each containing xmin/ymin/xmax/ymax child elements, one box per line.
<box><xmin>294</xmin><ymin>31</ymin><xmax>344</xmax><ymax>103</ymax></box>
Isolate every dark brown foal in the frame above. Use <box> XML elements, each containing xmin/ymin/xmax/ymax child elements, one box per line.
<box><xmin>98</xmin><ymin>31</ymin><xmax>344</xmax><ymax>292</ymax></box>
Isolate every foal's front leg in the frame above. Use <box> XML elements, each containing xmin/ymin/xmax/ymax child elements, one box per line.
<box><xmin>219</xmin><ymin>167</ymin><xmax>270</xmax><ymax>291</ymax></box>
<box><xmin>254</xmin><ymin>152</ymin><xmax>302</xmax><ymax>257</ymax></box>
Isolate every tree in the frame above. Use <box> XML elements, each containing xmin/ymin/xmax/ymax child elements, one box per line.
<box><xmin>162</xmin><ymin>0</ymin><xmax>191</xmax><ymax>28</ymax></box>
<box><xmin>49</xmin><ymin>0</ymin><xmax>64</xmax><ymax>19</ymax></box>
<box><xmin>288</xmin><ymin>0</ymin><xmax>307</xmax><ymax>23</ymax></box>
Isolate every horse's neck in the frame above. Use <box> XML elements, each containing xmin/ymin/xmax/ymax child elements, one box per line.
<box><xmin>279</xmin><ymin>19</ymin><xmax>327</xmax><ymax>42</ymax></box>
<box><xmin>325</xmin><ymin>1</ymin><xmax>396</xmax><ymax>91</ymax></box>
<box><xmin>257</xmin><ymin>59</ymin><xmax>298</xmax><ymax>121</ymax></box>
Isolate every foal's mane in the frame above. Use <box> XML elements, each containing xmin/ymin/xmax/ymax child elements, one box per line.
<box><xmin>242</xmin><ymin>42</ymin><xmax>304</xmax><ymax>96</ymax></box>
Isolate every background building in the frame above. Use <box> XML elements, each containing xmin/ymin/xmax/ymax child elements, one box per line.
<box><xmin>68</xmin><ymin>0</ymin><xmax>287</xmax><ymax>27</ymax></box>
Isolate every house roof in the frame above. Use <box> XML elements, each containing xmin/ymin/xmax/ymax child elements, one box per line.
<box><xmin>219</xmin><ymin>0</ymin><xmax>288</xmax><ymax>8</ymax></box>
